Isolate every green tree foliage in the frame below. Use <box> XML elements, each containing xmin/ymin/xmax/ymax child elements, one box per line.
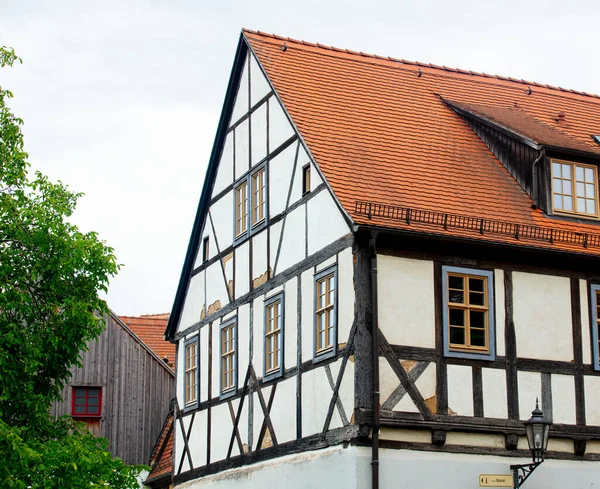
<box><xmin>0</xmin><ymin>47</ymin><xmax>144</xmax><ymax>488</ymax></box>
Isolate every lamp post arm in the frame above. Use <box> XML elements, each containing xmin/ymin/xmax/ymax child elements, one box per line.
<box><xmin>510</xmin><ymin>462</ymin><xmax>542</xmax><ymax>489</ymax></box>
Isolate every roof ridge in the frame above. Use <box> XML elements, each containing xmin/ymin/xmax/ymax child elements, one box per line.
<box><xmin>242</xmin><ymin>29</ymin><xmax>600</xmax><ymax>101</ymax></box>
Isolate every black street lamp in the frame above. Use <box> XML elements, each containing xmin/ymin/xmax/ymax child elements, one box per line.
<box><xmin>510</xmin><ymin>399</ymin><xmax>552</xmax><ymax>488</ymax></box>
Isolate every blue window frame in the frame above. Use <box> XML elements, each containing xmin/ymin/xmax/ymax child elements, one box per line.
<box><xmin>233</xmin><ymin>163</ymin><xmax>268</xmax><ymax>244</ymax></box>
<box><xmin>590</xmin><ymin>285</ymin><xmax>600</xmax><ymax>371</ymax></box>
<box><xmin>264</xmin><ymin>293</ymin><xmax>285</xmax><ymax>381</ymax></box>
<box><xmin>220</xmin><ymin>317</ymin><xmax>238</xmax><ymax>398</ymax></box>
<box><xmin>314</xmin><ymin>265</ymin><xmax>337</xmax><ymax>362</ymax></box>
<box><xmin>442</xmin><ymin>266</ymin><xmax>495</xmax><ymax>361</ymax></box>
<box><xmin>183</xmin><ymin>336</ymin><xmax>199</xmax><ymax>410</ymax></box>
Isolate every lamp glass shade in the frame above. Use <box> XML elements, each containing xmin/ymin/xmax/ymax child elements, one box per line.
<box><xmin>524</xmin><ymin>403</ymin><xmax>551</xmax><ymax>461</ymax></box>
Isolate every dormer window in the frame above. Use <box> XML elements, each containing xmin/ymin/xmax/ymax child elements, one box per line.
<box><xmin>551</xmin><ymin>160</ymin><xmax>598</xmax><ymax>218</ymax></box>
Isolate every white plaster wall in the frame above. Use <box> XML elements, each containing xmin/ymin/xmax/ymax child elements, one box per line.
<box><xmin>237</xmin><ymin>304</ymin><xmax>250</xmax><ymax>378</ymax></box>
<box><xmin>177</xmin><ymin>339</ymin><xmax>185</xmax><ymax>407</ymax></box>
<box><xmin>301</xmin><ymin>269</ymin><xmax>314</xmax><ymax>361</ymax></box>
<box><xmin>268</xmin><ymin>143</ymin><xmax>296</xmax><ymax>218</ymax></box>
<box><xmin>234</xmin><ymin>119</ymin><xmax>250</xmax><ymax>181</ymax></box>
<box><xmin>447</xmin><ymin>364</ymin><xmax>474</xmax><ymax>416</ymax></box>
<box><xmin>262</xmin><ymin>377</ymin><xmax>297</xmax><ymax>444</ymax></box>
<box><xmin>205</xmin><ymin>262</ymin><xmax>229</xmax><ymax>311</ymax></box>
<box><xmin>309</xmin><ymin>161</ymin><xmax>323</xmax><ymax>190</ymax></box>
<box><xmin>251</xmin><ymin>231</ymin><xmax>268</xmax><ymax>282</ymax></box>
<box><xmin>210</xmin><ymin>402</ymin><xmax>237</xmax><ymax>462</ymax></box>
<box><xmin>175</xmin><ymin>414</ymin><xmax>190</xmax><ymax>473</ymax></box>
<box><xmin>584</xmin><ymin>375</ymin><xmax>600</xmax><ymax>425</ymax></box>
<box><xmin>580</xmin><ymin>279</ymin><xmax>591</xmax><ymax>365</ymax></box>
<box><xmin>517</xmin><ymin>371</ymin><xmax>541</xmax><ymax>421</ymax></box>
<box><xmin>194</xmin><ymin>223</ymin><xmax>217</xmax><ymax>268</ymax></box>
<box><xmin>287</xmin><ymin>144</ymin><xmax>311</xmax><ymax>206</ymax></box>
<box><xmin>338</xmin><ymin>361</ymin><xmax>354</xmax><ymax>426</ymax></box>
<box><xmin>250</xmin><ymin>53</ymin><xmax>272</xmax><ymax>108</ymax></box>
<box><xmin>250</xmin><ymin>103</ymin><xmax>267</xmax><ymax>166</ymax></box>
<box><xmin>494</xmin><ymin>269</ymin><xmax>506</xmax><ymax>357</ymax></box>
<box><xmin>200</xmin><ymin>326</ymin><xmax>209</xmax><ymax>402</ymax></box>
<box><xmin>415</xmin><ymin>363</ymin><xmax>436</xmax><ymax>403</ymax></box>
<box><xmin>178</xmin><ymin>445</ymin><xmax>358</xmax><ymax>489</ymax></box>
<box><xmin>235</xmin><ymin>241</ymin><xmax>250</xmax><ymax>299</ymax></box>
<box><xmin>268</xmin><ymin>96</ymin><xmax>295</xmax><ymax>152</ymax></box>
<box><xmin>325</xmin><ymin>357</ymin><xmax>352</xmax><ymax>431</ymax></box>
<box><xmin>306</xmin><ymin>190</ymin><xmax>349</xmax><ymax>255</ymax></box>
<box><xmin>179</xmin><ymin>273</ymin><xmax>205</xmax><ymax>330</ymax></box>
<box><xmin>482</xmin><ymin>368</ymin><xmax>507</xmax><ymax>419</ymax></box>
<box><xmin>269</xmin><ymin>220</ymin><xmax>283</xmax><ymax>269</ymax></box>
<box><xmin>302</xmin><ymin>368</ymin><xmax>333</xmax><ymax>437</ymax></box>
<box><xmin>284</xmin><ymin>277</ymin><xmax>298</xmax><ymax>369</ymax></box>
<box><xmin>251</xmin><ymin>296</ymin><xmax>264</xmax><ymax>376</ymax></box>
<box><xmin>377</xmin><ymin>255</ymin><xmax>435</xmax><ymax>348</ymax></box>
<box><xmin>337</xmin><ymin>248</ymin><xmax>354</xmax><ymax>346</ymax></box>
<box><xmin>212</xmin><ymin>132</ymin><xmax>234</xmax><ymax>198</ymax></box>
<box><xmin>210</xmin><ymin>192</ymin><xmax>234</xmax><ymax>251</ymax></box>
<box><xmin>315</xmin><ymin>256</ymin><xmax>336</xmax><ymax>272</ymax></box>
<box><xmin>230</xmin><ymin>53</ymin><xmax>248</xmax><ymax>125</ymax></box>
<box><xmin>275</xmin><ymin>206</ymin><xmax>305</xmax><ymax>274</ymax></box>
<box><xmin>513</xmin><ymin>272</ymin><xmax>573</xmax><ymax>361</ymax></box>
<box><xmin>188</xmin><ymin>409</ymin><xmax>208</xmax><ymax>468</ymax></box>
<box><xmin>551</xmin><ymin>374</ymin><xmax>576</xmax><ymax>424</ymax></box>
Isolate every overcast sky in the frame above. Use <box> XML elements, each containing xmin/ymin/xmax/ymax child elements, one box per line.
<box><xmin>1</xmin><ymin>0</ymin><xmax>599</xmax><ymax>315</ymax></box>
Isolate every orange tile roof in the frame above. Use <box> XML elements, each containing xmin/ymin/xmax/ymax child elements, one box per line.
<box><xmin>146</xmin><ymin>409</ymin><xmax>173</xmax><ymax>484</ymax></box>
<box><xmin>244</xmin><ymin>30</ymin><xmax>600</xmax><ymax>256</ymax></box>
<box><xmin>119</xmin><ymin>314</ymin><xmax>175</xmax><ymax>368</ymax></box>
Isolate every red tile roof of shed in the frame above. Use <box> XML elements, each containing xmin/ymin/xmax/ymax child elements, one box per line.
<box><xmin>119</xmin><ymin>314</ymin><xmax>175</xmax><ymax>368</ymax></box>
<box><xmin>244</xmin><ymin>30</ymin><xmax>600</xmax><ymax>256</ymax></box>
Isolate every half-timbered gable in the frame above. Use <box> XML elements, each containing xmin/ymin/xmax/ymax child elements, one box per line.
<box><xmin>167</xmin><ymin>30</ymin><xmax>600</xmax><ymax>488</ymax></box>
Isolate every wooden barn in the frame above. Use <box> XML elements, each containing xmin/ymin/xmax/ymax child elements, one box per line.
<box><xmin>51</xmin><ymin>311</ymin><xmax>174</xmax><ymax>466</ymax></box>
<box><xmin>165</xmin><ymin>30</ymin><xmax>600</xmax><ymax>489</ymax></box>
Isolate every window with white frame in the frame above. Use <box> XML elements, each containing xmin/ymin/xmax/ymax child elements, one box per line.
<box><xmin>442</xmin><ymin>266</ymin><xmax>495</xmax><ymax>361</ymax></box>
<box><xmin>220</xmin><ymin>318</ymin><xmax>237</xmax><ymax>395</ymax></box>
<box><xmin>264</xmin><ymin>293</ymin><xmax>284</xmax><ymax>379</ymax></box>
<box><xmin>314</xmin><ymin>266</ymin><xmax>337</xmax><ymax>360</ymax></box>
<box><xmin>184</xmin><ymin>337</ymin><xmax>199</xmax><ymax>407</ymax></box>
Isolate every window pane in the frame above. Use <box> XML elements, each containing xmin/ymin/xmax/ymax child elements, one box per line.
<box><xmin>88</xmin><ymin>397</ymin><xmax>99</xmax><ymax>406</ymax></box>
<box><xmin>588</xmin><ymin>199</ymin><xmax>596</xmax><ymax>214</ymax></box>
<box><xmin>469</xmin><ymin>278</ymin><xmax>484</xmax><ymax>292</ymax></box>
<box><xmin>563</xmin><ymin>196</ymin><xmax>573</xmax><ymax>210</ymax></box>
<box><xmin>449</xmin><ymin>308</ymin><xmax>465</xmax><ymax>326</ymax></box>
<box><xmin>576</xmin><ymin>166</ymin><xmax>584</xmax><ymax>181</ymax></box>
<box><xmin>585</xmin><ymin>167</ymin><xmax>594</xmax><ymax>182</ymax></box>
<box><xmin>577</xmin><ymin>182</ymin><xmax>585</xmax><ymax>196</ymax></box>
<box><xmin>587</xmin><ymin>183</ymin><xmax>595</xmax><ymax>196</ymax></box>
<box><xmin>471</xmin><ymin>328</ymin><xmax>486</xmax><ymax>347</ymax></box>
<box><xmin>75</xmin><ymin>397</ymin><xmax>87</xmax><ymax>405</ymax></box>
<box><xmin>87</xmin><ymin>406</ymin><xmax>99</xmax><ymax>415</ymax></box>
<box><xmin>554</xmin><ymin>194</ymin><xmax>562</xmax><ymax>209</ymax></box>
<box><xmin>449</xmin><ymin>326</ymin><xmax>465</xmax><ymax>345</ymax></box>
<box><xmin>470</xmin><ymin>310</ymin><xmax>486</xmax><ymax>328</ymax></box>
<box><xmin>449</xmin><ymin>290</ymin><xmax>464</xmax><ymax>303</ymax></box>
<box><xmin>553</xmin><ymin>178</ymin><xmax>562</xmax><ymax>193</ymax></box>
<box><xmin>577</xmin><ymin>198</ymin><xmax>586</xmax><ymax>213</ymax></box>
<box><xmin>448</xmin><ymin>276</ymin><xmax>463</xmax><ymax>290</ymax></box>
<box><xmin>74</xmin><ymin>406</ymin><xmax>86</xmax><ymax>414</ymax></box>
<box><xmin>74</xmin><ymin>388</ymin><xmax>85</xmax><ymax>398</ymax></box>
<box><xmin>563</xmin><ymin>181</ymin><xmax>572</xmax><ymax>196</ymax></box>
<box><xmin>469</xmin><ymin>292</ymin><xmax>485</xmax><ymax>306</ymax></box>
<box><xmin>562</xmin><ymin>164</ymin><xmax>571</xmax><ymax>179</ymax></box>
<box><xmin>552</xmin><ymin>162</ymin><xmax>561</xmax><ymax>177</ymax></box>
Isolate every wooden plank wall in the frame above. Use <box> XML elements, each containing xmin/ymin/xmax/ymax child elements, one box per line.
<box><xmin>50</xmin><ymin>312</ymin><xmax>175</xmax><ymax>465</ymax></box>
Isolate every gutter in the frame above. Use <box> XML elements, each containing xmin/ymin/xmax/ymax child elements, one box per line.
<box><xmin>369</xmin><ymin>232</ymin><xmax>380</xmax><ymax>489</ymax></box>
<box><xmin>531</xmin><ymin>148</ymin><xmax>545</xmax><ymax>209</ymax></box>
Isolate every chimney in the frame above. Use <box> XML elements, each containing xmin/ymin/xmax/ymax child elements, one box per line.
<box><xmin>555</xmin><ymin>112</ymin><xmax>566</xmax><ymax>125</ymax></box>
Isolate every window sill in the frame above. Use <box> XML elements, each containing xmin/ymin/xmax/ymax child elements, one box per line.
<box><xmin>313</xmin><ymin>347</ymin><xmax>337</xmax><ymax>363</ymax></box>
<box><xmin>444</xmin><ymin>348</ymin><xmax>495</xmax><ymax>361</ymax></box>
<box><xmin>220</xmin><ymin>387</ymin><xmax>237</xmax><ymax>401</ymax></box>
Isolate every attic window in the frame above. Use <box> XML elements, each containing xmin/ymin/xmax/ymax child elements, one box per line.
<box><xmin>551</xmin><ymin>160</ymin><xmax>598</xmax><ymax>218</ymax></box>
<box><xmin>594</xmin><ymin>135</ymin><xmax>600</xmax><ymax>146</ymax></box>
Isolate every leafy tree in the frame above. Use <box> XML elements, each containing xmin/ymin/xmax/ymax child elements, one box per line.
<box><xmin>0</xmin><ymin>46</ymin><xmax>144</xmax><ymax>488</ymax></box>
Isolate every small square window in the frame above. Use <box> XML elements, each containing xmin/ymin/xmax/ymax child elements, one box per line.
<box><xmin>264</xmin><ymin>293</ymin><xmax>284</xmax><ymax>380</ymax></box>
<box><xmin>202</xmin><ymin>237</ymin><xmax>209</xmax><ymax>263</ymax></box>
<box><xmin>442</xmin><ymin>266</ymin><xmax>495</xmax><ymax>361</ymax></box>
<box><xmin>184</xmin><ymin>337</ymin><xmax>199</xmax><ymax>407</ymax></box>
<box><xmin>71</xmin><ymin>387</ymin><xmax>102</xmax><ymax>418</ymax></box>
<box><xmin>314</xmin><ymin>266</ymin><xmax>337</xmax><ymax>361</ymax></box>
<box><xmin>220</xmin><ymin>318</ymin><xmax>237</xmax><ymax>396</ymax></box>
<box><xmin>302</xmin><ymin>164</ymin><xmax>311</xmax><ymax>195</ymax></box>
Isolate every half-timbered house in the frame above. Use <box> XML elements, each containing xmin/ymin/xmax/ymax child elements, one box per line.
<box><xmin>166</xmin><ymin>30</ymin><xmax>600</xmax><ymax>488</ymax></box>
